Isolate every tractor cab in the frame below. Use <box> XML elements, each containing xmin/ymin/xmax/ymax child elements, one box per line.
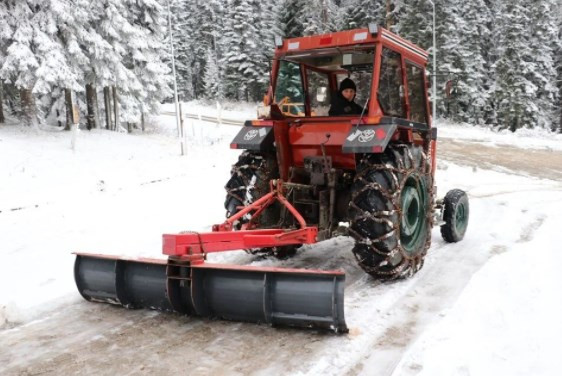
<box><xmin>262</xmin><ymin>25</ymin><xmax>431</xmax><ymax>126</ymax></box>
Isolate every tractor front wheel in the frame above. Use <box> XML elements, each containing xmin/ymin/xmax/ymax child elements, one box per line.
<box><xmin>440</xmin><ymin>189</ymin><xmax>469</xmax><ymax>242</ymax></box>
<box><xmin>349</xmin><ymin>144</ymin><xmax>434</xmax><ymax>280</ymax></box>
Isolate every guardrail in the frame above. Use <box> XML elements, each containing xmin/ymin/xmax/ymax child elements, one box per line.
<box><xmin>161</xmin><ymin>111</ymin><xmax>244</xmax><ymax>126</ymax></box>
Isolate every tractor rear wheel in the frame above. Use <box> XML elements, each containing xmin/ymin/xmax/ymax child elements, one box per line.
<box><xmin>225</xmin><ymin>151</ymin><xmax>291</xmax><ymax>259</ymax></box>
<box><xmin>349</xmin><ymin>144</ymin><xmax>434</xmax><ymax>280</ymax></box>
<box><xmin>224</xmin><ymin>150</ymin><xmax>278</xmax><ymax>226</ymax></box>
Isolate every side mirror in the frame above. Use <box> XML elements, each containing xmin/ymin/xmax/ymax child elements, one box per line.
<box><xmin>316</xmin><ymin>87</ymin><xmax>328</xmax><ymax>103</ymax></box>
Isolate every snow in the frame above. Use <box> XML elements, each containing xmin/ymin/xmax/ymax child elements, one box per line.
<box><xmin>1</xmin><ymin>104</ymin><xmax>561</xmax><ymax>375</ymax></box>
<box><xmin>438</xmin><ymin>119</ymin><xmax>562</xmax><ymax>152</ymax></box>
<box><xmin>393</xmin><ymin>196</ymin><xmax>561</xmax><ymax>376</ymax></box>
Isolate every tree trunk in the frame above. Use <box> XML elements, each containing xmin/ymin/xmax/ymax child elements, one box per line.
<box><xmin>385</xmin><ymin>0</ymin><xmax>394</xmax><ymax>29</ymax></box>
<box><xmin>103</xmin><ymin>86</ymin><xmax>112</xmax><ymax>130</ymax></box>
<box><xmin>0</xmin><ymin>81</ymin><xmax>5</xmax><ymax>124</ymax></box>
<box><xmin>141</xmin><ymin>113</ymin><xmax>145</xmax><ymax>132</ymax></box>
<box><xmin>64</xmin><ymin>88</ymin><xmax>73</xmax><ymax>131</ymax></box>
<box><xmin>93</xmin><ymin>88</ymin><xmax>101</xmax><ymax>130</ymax></box>
<box><xmin>86</xmin><ymin>83</ymin><xmax>96</xmax><ymax>130</ymax></box>
<box><xmin>112</xmin><ymin>86</ymin><xmax>120</xmax><ymax>131</ymax></box>
<box><xmin>20</xmin><ymin>88</ymin><xmax>37</xmax><ymax>127</ymax></box>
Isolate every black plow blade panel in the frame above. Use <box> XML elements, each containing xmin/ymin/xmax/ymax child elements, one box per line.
<box><xmin>191</xmin><ymin>266</ymin><xmax>348</xmax><ymax>333</ymax></box>
<box><xmin>74</xmin><ymin>254</ymin><xmax>348</xmax><ymax>333</ymax></box>
<box><xmin>74</xmin><ymin>254</ymin><xmax>174</xmax><ymax>311</ymax></box>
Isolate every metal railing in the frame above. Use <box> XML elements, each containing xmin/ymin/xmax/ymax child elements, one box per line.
<box><xmin>161</xmin><ymin>111</ymin><xmax>244</xmax><ymax>126</ymax></box>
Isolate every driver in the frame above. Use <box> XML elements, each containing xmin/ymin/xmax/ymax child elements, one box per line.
<box><xmin>328</xmin><ymin>78</ymin><xmax>364</xmax><ymax>116</ymax></box>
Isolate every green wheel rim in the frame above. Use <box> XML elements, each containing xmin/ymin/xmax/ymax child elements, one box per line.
<box><xmin>400</xmin><ymin>176</ymin><xmax>427</xmax><ymax>254</ymax></box>
<box><xmin>455</xmin><ymin>202</ymin><xmax>468</xmax><ymax>233</ymax></box>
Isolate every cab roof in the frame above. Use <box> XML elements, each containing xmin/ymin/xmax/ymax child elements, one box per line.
<box><xmin>274</xmin><ymin>26</ymin><xmax>429</xmax><ymax>67</ymax></box>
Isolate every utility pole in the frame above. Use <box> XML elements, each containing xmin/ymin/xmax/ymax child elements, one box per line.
<box><xmin>427</xmin><ymin>0</ymin><xmax>437</xmax><ymax>122</ymax></box>
<box><xmin>167</xmin><ymin>0</ymin><xmax>185</xmax><ymax>156</ymax></box>
<box><xmin>0</xmin><ymin>81</ymin><xmax>4</xmax><ymax>124</ymax></box>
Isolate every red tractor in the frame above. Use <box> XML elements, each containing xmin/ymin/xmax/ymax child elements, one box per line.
<box><xmin>74</xmin><ymin>25</ymin><xmax>469</xmax><ymax>333</ymax></box>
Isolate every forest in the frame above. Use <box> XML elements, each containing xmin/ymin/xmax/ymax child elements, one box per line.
<box><xmin>0</xmin><ymin>0</ymin><xmax>560</xmax><ymax>132</ymax></box>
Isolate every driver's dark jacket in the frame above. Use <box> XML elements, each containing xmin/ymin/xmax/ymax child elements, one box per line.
<box><xmin>328</xmin><ymin>92</ymin><xmax>364</xmax><ymax>116</ymax></box>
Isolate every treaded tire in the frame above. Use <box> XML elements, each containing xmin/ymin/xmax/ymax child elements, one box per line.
<box><xmin>440</xmin><ymin>189</ymin><xmax>469</xmax><ymax>242</ymax></box>
<box><xmin>224</xmin><ymin>151</ymin><xmax>278</xmax><ymax>226</ymax></box>
<box><xmin>225</xmin><ymin>151</ymin><xmax>291</xmax><ymax>259</ymax></box>
<box><xmin>349</xmin><ymin>144</ymin><xmax>434</xmax><ymax>280</ymax></box>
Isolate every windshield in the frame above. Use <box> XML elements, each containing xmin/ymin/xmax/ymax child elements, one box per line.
<box><xmin>273</xmin><ymin>48</ymin><xmax>375</xmax><ymax>117</ymax></box>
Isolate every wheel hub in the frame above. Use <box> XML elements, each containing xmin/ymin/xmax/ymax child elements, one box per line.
<box><xmin>400</xmin><ymin>177</ymin><xmax>427</xmax><ymax>254</ymax></box>
<box><xmin>455</xmin><ymin>202</ymin><xmax>468</xmax><ymax>232</ymax></box>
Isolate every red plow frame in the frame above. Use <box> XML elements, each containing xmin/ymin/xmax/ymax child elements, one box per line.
<box><xmin>163</xmin><ymin>180</ymin><xmax>317</xmax><ymax>260</ymax></box>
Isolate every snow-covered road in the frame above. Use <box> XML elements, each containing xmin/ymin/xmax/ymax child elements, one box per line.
<box><xmin>0</xmin><ymin>114</ymin><xmax>560</xmax><ymax>375</ymax></box>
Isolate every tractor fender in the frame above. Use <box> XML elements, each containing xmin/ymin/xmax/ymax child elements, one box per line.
<box><xmin>342</xmin><ymin>123</ymin><xmax>398</xmax><ymax>153</ymax></box>
<box><xmin>230</xmin><ymin>125</ymin><xmax>275</xmax><ymax>151</ymax></box>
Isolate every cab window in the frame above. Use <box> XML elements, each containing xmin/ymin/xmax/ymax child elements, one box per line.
<box><xmin>406</xmin><ymin>63</ymin><xmax>427</xmax><ymax>123</ymax></box>
<box><xmin>274</xmin><ymin>60</ymin><xmax>304</xmax><ymax>117</ymax></box>
<box><xmin>307</xmin><ymin>69</ymin><xmax>330</xmax><ymax>116</ymax></box>
<box><xmin>378</xmin><ymin>48</ymin><xmax>405</xmax><ymax>118</ymax></box>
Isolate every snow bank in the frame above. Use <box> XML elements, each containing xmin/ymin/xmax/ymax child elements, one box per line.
<box><xmin>437</xmin><ymin>119</ymin><xmax>562</xmax><ymax>152</ymax></box>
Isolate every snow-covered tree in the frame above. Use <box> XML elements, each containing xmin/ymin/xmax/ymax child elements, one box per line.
<box><xmin>277</xmin><ymin>0</ymin><xmax>307</xmax><ymax>38</ymax></box>
<box><xmin>169</xmin><ymin>0</ymin><xmax>194</xmax><ymax>100</ymax></box>
<box><xmin>339</xmin><ymin>0</ymin><xmax>385</xmax><ymax>30</ymax></box>
<box><xmin>302</xmin><ymin>0</ymin><xmax>338</xmax><ymax>35</ymax></box>
<box><xmin>124</xmin><ymin>0</ymin><xmax>171</xmax><ymax>121</ymax></box>
<box><xmin>435</xmin><ymin>0</ymin><xmax>492</xmax><ymax>124</ymax></box>
<box><xmin>557</xmin><ymin>9</ymin><xmax>562</xmax><ymax>132</ymax></box>
<box><xmin>527</xmin><ymin>0</ymin><xmax>559</xmax><ymax>129</ymax></box>
<box><xmin>221</xmin><ymin>0</ymin><xmax>264</xmax><ymax>100</ymax></box>
<box><xmin>203</xmin><ymin>48</ymin><xmax>221</xmax><ymax>99</ymax></box>
<box><xmin>492</xmin><ymin>1</ymin><xmax>538</xmax><ymax>131</ymax></box>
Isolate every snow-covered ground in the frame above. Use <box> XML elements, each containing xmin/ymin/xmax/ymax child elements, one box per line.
<box><xmin>1</xmin><ymin>105</ymin><xmax>560</xmax><ymax>375</ymax></box>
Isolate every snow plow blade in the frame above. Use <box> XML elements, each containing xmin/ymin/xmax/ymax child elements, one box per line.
<box><xmin>74</xmin><ymin>253</ymin><xmax>348</xmax><ymax>333</ymax></box>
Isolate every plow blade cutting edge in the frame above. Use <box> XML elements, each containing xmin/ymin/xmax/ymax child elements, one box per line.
<box><xmin>74</xmin><ymin>253</ymin><xmax>348</xmax><ymax>333</ymax></box>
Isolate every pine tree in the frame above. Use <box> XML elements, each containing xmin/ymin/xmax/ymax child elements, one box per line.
<box><xmin>256</xmin><ymin>2</ymin><xmax>280</xmax><ymax>96</ymax></box>
<box><xmin>339</xmin><ymin>0</ymin><xmax>385</xmax><ymax>30</ymax></box>
<box><xmin>557</xmin><ymin>8</ymin><xmax>562</xmax><ymax>132</ymax></box>
<box><xmin>126</xmin><ymin>0</ymin><xmax>171</xmax><ymax>121</ymax></box>
<box><xmin>0</xmin><ymin>1</ymin><xmax>11</xmax><ymax>122</ymax></box>
<box><xmin>221</xmin><ymin>0</ymin><xmax>264</xmax><ymax>101</ymax></box>
<box><xmin>392</xmin><ymin>0</ymin><xmax>432</xmax><ymax>47</ymax></box>
<box><xmin>437</xmin><ymin>0</ymin><xmax>492</xmax><ymax>124</ymax></box>
<box><xmin>303</xmin><ymin>0</ymin><xmax>338</xmax><ymax>35</ymax></box>
<box><xmin>0</xmin><ymin>1</ymin><xmax>53</xmax><ymax>126</ymax></box>
<box><xmin>277</xmin><ymin>0</ymin><xmax>307</xmax><ymax>38</ymax></box>
<box><xmin>169</xmin><ymin>0</ymin><xmax>194</xmax><ymax>100</ymax></box>
<box><xmin>203</xmin><ymin>48</ymin><xmax>220</xmax><ymax>99</ymax></box>
<box><xmin>492</xmin><ymin>1</ymin><xmax>537</xmax><ymax>131</ymax></box>
<box><xmin>527</xmin><ymin>0</ymin><xmax>559</xmax><ymax>129</ymax></box>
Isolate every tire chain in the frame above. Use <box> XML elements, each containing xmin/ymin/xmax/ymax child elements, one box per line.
<box><xmin>349</xmin><ymin>144</ymin><xmax>435</xmax><ymax>279</ymax></box>
<box><xmin>225</xmin><ymin>152</ymin><xmax>268</xmax><ymax>211</ymax></box>
<box><xmin>224</xmin><ymin>151</ymin><xmax>285</xmax><ymax>258</ymax></box>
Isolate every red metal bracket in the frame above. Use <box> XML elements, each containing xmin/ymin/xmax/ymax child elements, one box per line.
<box><xmin>162</xmin><ymin>180</ymin><xmax>318</xmax><ymax>257</ymax></box>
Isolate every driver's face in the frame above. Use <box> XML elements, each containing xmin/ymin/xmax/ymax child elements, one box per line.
<box><xmin>342</xmin><ymin>88</ymin><xmax>355</xmax><ymax>101</ymax></box>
